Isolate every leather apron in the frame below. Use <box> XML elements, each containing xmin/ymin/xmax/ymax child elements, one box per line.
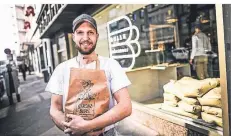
<box><xmin>65</xmin><ymin>58</ymin><xmax>110</xmax><ymax>122</ymax></box>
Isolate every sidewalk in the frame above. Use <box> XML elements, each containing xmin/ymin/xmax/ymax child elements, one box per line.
<box><xmin>0</xmin><ymin>72</ymin><xmax>43</xmax><ymax>109</ymax></box>
<box><xmin>0</xmin><ymin>73</ymin><xmax>158</xmax><ymax>136</ymax></box>
<box><xmin>18</xmin><ymin>72</ymin><xmax>43</xmax><ymax>86</ymax></box>
<box><xmin>0</xmin><ymin>73</ymin><xmax>51</xmax><ymax>136</ymax></box>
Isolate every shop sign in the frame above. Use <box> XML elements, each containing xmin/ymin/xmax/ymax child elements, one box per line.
<box><xmin>107</xmin><ymin>16</ymin><xmax>141</xmax><ymax>70</ymax></box>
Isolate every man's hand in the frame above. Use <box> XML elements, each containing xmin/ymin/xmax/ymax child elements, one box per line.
<box><xmin>86</xmin><ymin>87</ymin><xmax>132</xmax><ymax>132</ymax></box>
<box><xmin>63</xmin><ymin>114</ymin><xmax>90</xmax><ymax>135</ymax></box>
<box><xmin>189</xmin><ymin>59</ymin><xmax>193</xmax><ymax>65</ymax></box>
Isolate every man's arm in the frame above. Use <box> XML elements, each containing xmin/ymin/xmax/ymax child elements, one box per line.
<box><xmin>190</xmin><ymin>35</ymin><xmax>197</xmax><ymax>60</ymax></box>
<box><xmin>50</xmin><ymin>94</ymin><xmax>65</xmax><ymax>131</ymax></box>
<box><xmin>87</xmin><ymin>87</ymin><xmax>132</xmax><ymax>131</ymax></box>
<box><xmin>63</xmin><ymin>87</ymin><xmax>132</xmax><ymax>134</ymax></box>
<box><xmin>62</xmin><ymin>59</ymin><xmax>131</xmax><ymax>135</ymax></box>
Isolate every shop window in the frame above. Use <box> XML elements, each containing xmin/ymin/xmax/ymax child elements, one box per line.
<box><xmin>107</xmin><ymin>5</ymin><xmax>177</xmax><ymax>69</ymax></box>
<box><xmin>39</xmin><ymin>46</ymin><xmax>45</xmax><ymax>69</ymax></box>
<box><xmin>44</xmin><ymin>42</ymin><xmax>48</xmax><ymax>67</ymax></box>
<box><xmin>104</xmin><ymin>4</ymin><xmax>221</xmax><ymax>132</ymax></box>
<box><xmin>109</xmin><ymin>22</ymin><xmax>118</xmax><ymax>33</ymax></box>
<box><xmin>57</xmin><ymin>34</ymin><xmax>68</xmax><ymax>63</ymax></box>
<box><xmin>58</xmin><ymin>35</ymin><xmax>66</xmax><ymax>50</ymax></box>
<box><xmin>58</xmin><ymin>50</ymin><xmax>68</xmax><ymax>63</ymax></box>
<box><xmin>106</xmin><ymin>4</ymin><xmax>219</xmax><ymax>75</ymax></box>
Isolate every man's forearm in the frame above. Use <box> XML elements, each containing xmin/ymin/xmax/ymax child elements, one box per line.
<box><xmin>86</xmin><ymin>101</ymin><xmax>132</xmax><ymax>131</ymax></box>
<box><xmin>50</xmin><ymin>109</ymin><xmax>65</xmax><ymax>131</ymax></box>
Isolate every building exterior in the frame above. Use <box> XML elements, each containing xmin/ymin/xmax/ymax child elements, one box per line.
<box><xmin>14</xmin><ymin>4</ymin><xmax>26</xmax><ymax>54</ymax></box>
<box><xmin>33</xmin><ymin>4</ymin><xmax>231</xmax><ymax>135</ymax></box>
<box><xmin>34</xmin><ymin>4</ymin><xmax>106</xmax><ymax>79</ymax></box>
<box><xmin>6</xmin><ymin>4</ymin><xmax>41</xmax><ymax>70</ymax></box>
<box><xmin>2</xmin><ymin>4</ymin><xmax>26</xmax><ymax>63</ymax></box>
<box><xmin>22</xmin><ymin>4</ymin><xmax>42</xmax><ymax>76</ymax></box>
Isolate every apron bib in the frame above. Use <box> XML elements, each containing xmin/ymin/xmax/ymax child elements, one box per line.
<box><xmin>65</xmin><ymin>59</ymin><xmax>110</xmax><ymax>122</ymax></box>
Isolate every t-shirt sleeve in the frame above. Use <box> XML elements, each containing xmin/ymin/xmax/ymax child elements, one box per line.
<box><xmin>109</xmin><ymin>59</ymin><xmax>131</xmax><ymax>94</ymax></box>
<box><xmin>190</xmin><ymin>35</ymin><xmax>197</xmax><ymax>59</ymax></box>
<box><xmin>45</xmin><ymin>63</ymin><xmax>64</xmax><ymax>95</ymax></box>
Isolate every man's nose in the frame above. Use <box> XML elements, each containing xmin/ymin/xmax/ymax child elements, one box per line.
<box><xmin>82</xmin><ymin>33</ymin><xmax>89</xmax><ymax>40</ymax></box>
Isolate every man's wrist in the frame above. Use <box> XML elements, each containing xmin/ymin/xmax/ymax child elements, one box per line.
<box><xmin>84</xmin><ymin>120</ymin><xmax>94</xmax><ymax>132</ymax></box>
<box><xmin>51</xmin><ymin>110</ymin><xmax>65</xmax><ymax>131</ymax></box>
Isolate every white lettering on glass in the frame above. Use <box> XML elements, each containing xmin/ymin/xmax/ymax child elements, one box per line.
<box><xmin>107</xmin><ymin>16</ymin><xmax>141</xmax><ymax>70</ymax></box>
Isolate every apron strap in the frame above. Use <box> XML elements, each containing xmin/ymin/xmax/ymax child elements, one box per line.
<box><xmin>96</xmin><ymin>59</ymin><xmax>100</xmax><ymax>70</ymax></box>
<box><xmin>77</xmin><ymin>54</ymin><xmax>100</xmax><ymax>69</ymax></box>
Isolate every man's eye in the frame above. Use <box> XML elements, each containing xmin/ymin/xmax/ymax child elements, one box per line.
<box><xmin>88</xmin><ymin>31</ymin><xmax>94</xmax><ymax>35</ymax></box>
<box><xmin>77</xmin><ymin>32</ymin><xmax>83</xmax><ymax>35</ymax></box>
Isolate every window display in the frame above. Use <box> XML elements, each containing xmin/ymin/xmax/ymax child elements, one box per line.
<box><xmin>163</xmin><ymin>77</ymin><xmax>221</xmax><ymax>127</ymax></box>
<box><xmin>102</xmin><ymin>4</ymin><xmax>221</xmax><ymax>129</ymax></box>
<box><xmin>106</xmin><ymin>4</ymin><xmax>219</xmax><ymax>78</ymax></box>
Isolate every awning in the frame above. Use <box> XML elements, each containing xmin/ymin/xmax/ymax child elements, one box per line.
<box><xmin>39</xmin><ymin>4</ymin><xmax>109</xmax><ymax>38</ymax></box>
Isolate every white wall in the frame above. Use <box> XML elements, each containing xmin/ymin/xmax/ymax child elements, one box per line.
<box><xmin>0</xmin><ymin>4</ymin><xmax>20</xmax><ymax>60</ymax></box>
<box><xmin>15</xmin><ymin>6</ymin><xmax>25</xmax><ymax>20</ymax></box>
<box><xmin>17</xmin><ymin>20</ymin><xmax>25</xmax><ymax>32</ymax></box>
<box><xmin>25</xmin><ymin>4</ymin><xmax>42</xmax><ymax>44</ymax></box>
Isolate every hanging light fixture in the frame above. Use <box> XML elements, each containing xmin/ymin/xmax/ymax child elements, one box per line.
<box><xmin>166</xmin><ymin>9</ymin><xmax>178</xmax><ymax>23</ymax></box>
<box><xmin>115</xmin><ymin>5</ymin><xmax>121</xmax><ymax>9</ymax></box>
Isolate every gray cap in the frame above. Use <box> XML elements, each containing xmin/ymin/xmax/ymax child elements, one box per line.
<box><xmin>72</xmin><ymin>14</ymin><xmax>97</xmax><ymax>32</ymax></box>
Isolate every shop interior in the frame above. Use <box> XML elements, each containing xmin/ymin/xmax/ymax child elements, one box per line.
<box><xmin>109</xmin><ymin>4</ymin><xmax>222</xmax><ymax>131</ymax></box>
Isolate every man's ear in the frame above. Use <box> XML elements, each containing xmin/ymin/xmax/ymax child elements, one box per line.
<box><xmin>72</xmin><ymin>33</ymin><xmax>76</xmax><ymax>43</ymax></box>
<box><xmin>96</xmin><ymin>33</ymin><xmax>99</xmax><ymax>40</ymax></box>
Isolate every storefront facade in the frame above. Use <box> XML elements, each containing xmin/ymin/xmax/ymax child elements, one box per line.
<box><xmin>36</xmin><ymin>4</ymin><xmax>231</xmax><ymax>135</ymax></box>
<box><xmin>36</xmin><ymin>4</ymin><xmax>106</xmax><ymax>79</ymax></box>
<box><xmin>93</xmin><ymin>4</ymin><xmax>226</xmax><ymax>135</ymax></box>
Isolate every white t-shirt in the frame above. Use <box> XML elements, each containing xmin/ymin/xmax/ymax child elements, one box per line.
<box><xmin>45</xmin><ymin>55</ymin><xmax>131</xmax><ymax>131</ymax></box>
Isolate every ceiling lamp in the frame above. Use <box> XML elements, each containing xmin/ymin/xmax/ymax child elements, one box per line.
<box><xmin>166</xmin><ymin>10</ymin><xmax>178</xmax><ymax>23</ymax></box>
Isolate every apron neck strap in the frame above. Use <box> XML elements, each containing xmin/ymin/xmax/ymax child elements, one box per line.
<box><xmin>77</xmin><ymin>54</ymin><xmax>99</xmax><ymax>69</ymax></box>
<box><xmin>95</xmin><ymin>59</ymin><xmax>100</xmax><ymax>70</ymax></box>
<box><xmin>94</xmin><ymin>54</ymin><xmax>99</xmax><ymax>70</ymax></box>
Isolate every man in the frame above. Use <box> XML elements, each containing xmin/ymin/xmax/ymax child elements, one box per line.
<box><xmin>190</xmin><ymin>24</ymin><xmax>211</xmax><ymax>79</ymax></box>
<box><xmin>45</xmin><ymin>14</ymin><xmax>132</xmax><ymax>136</ymax></box>
<box><xmin>19</xmin><ymin>62</ymin><xmax>27</xmax><ymax>81</ymax></box>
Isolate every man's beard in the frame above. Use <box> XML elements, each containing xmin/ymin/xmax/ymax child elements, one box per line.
<box><xmin>76</xmin><ymin>42</ymin><xmax>96</xmax><ymax>55</ymax></box>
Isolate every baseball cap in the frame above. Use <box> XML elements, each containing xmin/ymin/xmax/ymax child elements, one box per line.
<box><xmin>72</xmin><ymin>14</ymin><xmax>97</xmax><ymax>32</ymax></box>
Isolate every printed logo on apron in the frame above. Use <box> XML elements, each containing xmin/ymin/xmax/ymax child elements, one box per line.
<box><xmin>65</xmin><ymin>58</ymin><xmax>110</xmax><ymax>122</ymax></box>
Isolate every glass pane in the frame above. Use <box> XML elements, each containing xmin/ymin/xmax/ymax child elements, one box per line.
<box><xmin>39</xmin><ymin>47</ymin><xmax>45</xmax><ymax>69</ymax></box>
<box><xmin>58</xmin><ymin>35</ymin><xmax>66</xmax><ymax>50</ymax></box>
<box><xmin>105</xmin><ymin>4</ymin><xmax>221</xmax><ymax>129</ymax></box>
<box><xmin>58</xmin><ymin>50</ymin><xmax>67</xmax><ymax>63</ymax></box>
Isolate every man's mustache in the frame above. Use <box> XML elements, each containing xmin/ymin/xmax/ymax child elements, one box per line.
<box><xmin>80</xmin><ymin>40</ymin><xmax>93</xmax><ymax>44</ymax></box>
